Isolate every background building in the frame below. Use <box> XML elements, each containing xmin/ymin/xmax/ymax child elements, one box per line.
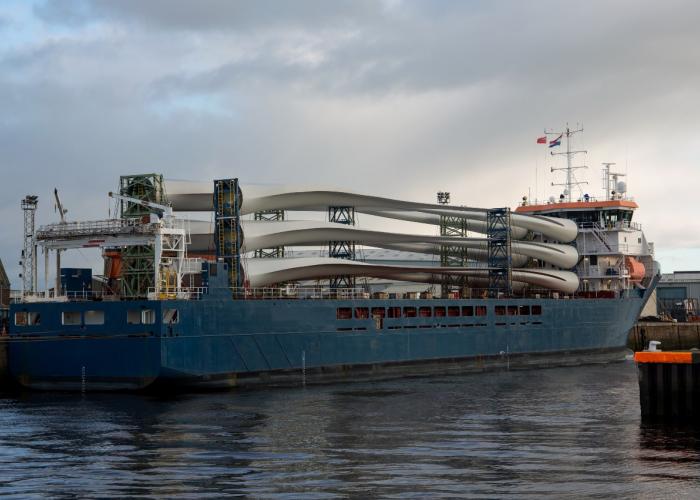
<box><xmin>656</xmin><ymin>271</ymin><xmax>700</xmax><ymax>321</ymax></box>
<box><xmin>0</xmin><ymin>258</ymin><xmax>9</xmax><ymax>331</ymax></box>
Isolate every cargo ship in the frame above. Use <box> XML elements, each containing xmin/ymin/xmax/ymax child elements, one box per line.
<box><xmin>7</xmin><ymin>129</ymin><xmax>659</xmax><ymax>390</ymax></box>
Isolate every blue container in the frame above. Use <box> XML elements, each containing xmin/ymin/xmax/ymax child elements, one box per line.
<box><xmin>60</xmin><ymin>268</ymin><xmax>92</xmax><ymax>298</ymax></box>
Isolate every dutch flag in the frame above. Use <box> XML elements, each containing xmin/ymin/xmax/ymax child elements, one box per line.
<box><xmin>549</xmin><ymin>134</ymin><xmax>562</xmax><ymax>148</ymax></box>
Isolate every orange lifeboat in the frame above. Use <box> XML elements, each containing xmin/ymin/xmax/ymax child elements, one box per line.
<box><xmin>625</xmin><ymin>256</ymin><xmax>645</xmax><ymax>282</ymax></box>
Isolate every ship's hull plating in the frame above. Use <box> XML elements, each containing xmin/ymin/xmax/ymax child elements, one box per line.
<box><xmin>7</xmin><ymin>294</ymin><xmax>648</xmax><ymax>391</ymax></box>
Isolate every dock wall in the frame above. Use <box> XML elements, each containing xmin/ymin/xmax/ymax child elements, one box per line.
<box><xmin>628</xmin><ymin>322</ymin><xmax>700</xmax><ymax>352</ymax></box>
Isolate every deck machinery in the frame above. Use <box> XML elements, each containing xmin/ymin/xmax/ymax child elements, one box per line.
<box><xmin>437</xmin><ymin>193</ymin><xmax>471</xmax><ymax>298</ymax></box>
<box><xmin>214</xmin><ymin>178</ymin><xmax>244</xmax><ymax>295</ymax></box>
<box><xmin>119</xmin><ymin>174</ymin><xmax>168</xmax><ymax>299</ymax></box>
<box><xmin>32</xmin><ymin>176</ymin><xmax>186</xmax><ymax>301</ymax></box>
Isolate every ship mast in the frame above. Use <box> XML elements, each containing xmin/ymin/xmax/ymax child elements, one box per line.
<box><xmin>547</xmin><ymin>124</ymin><xmax>588</xmax><ymax>202</ymax></box>
<box><xmin>601</xmin><ymin>162</ymin><xmax>627</xmax><ymax>201</ymax></box>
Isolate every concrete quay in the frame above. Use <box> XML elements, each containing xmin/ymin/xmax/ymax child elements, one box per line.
<box><xmin>628</xmin><ymin>322</ymin><xmax>700</xmax><ymax>351</ymax></box>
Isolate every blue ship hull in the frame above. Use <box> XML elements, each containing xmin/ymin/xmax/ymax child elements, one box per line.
<box><xmin>7</xmin><ymin>290</ymin><xmax>652</xmax><ymax>391</ymax></box>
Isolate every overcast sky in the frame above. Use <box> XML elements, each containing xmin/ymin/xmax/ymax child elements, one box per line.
<box><xmin>1</xmin><ymin>0</ymin><xmax>698</xmax><ymax>287</ymax></box>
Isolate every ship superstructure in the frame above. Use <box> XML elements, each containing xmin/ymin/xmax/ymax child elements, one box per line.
<box><xmin>517</xmin><ymin>192</ymin><xmax>653</xmax><ymax>296</ymax></box>
<box><xmin>519</xmin><ymin>128</ymin><xmax>656</xmax><ymax>297</ymax></box>
<box><xmin>6</xmin><ymin>136</ymin><xmax>659</xmax><ymax>391</ymax></box>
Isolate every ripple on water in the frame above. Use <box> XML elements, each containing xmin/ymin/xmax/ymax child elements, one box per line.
<box><xmin>1</xmin><ymin>362</ymin><xmax>700</xmax><ymax>497</ymax></box>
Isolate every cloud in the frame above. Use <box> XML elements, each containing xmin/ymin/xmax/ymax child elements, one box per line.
<box><xmin>34</xmin><ymin>0</ymin><xmax>382</xmax><ymax>31</ymax></box>
<box><xmin>1</xmin><ymin>0</ymin><xmax>699</xmax><ymax>286</ymax></box>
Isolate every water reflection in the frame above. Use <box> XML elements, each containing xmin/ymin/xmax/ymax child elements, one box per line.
<box><xmin>637</xmin><ymin>422</ymin><xmax>700</xmax><ymax>489</ymax></box>
<box><xmin>1</xmin><ymin>362</ymin><xmax>700</xmax><ymax>497</ymax></box>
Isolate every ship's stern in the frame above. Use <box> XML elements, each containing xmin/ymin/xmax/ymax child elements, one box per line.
<box><xmin>8</xmin><ymin>301</ymin><xmax>162</xmax><ymax>391</ymax></box>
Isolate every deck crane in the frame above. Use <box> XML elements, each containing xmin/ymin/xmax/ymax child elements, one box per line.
<box><xmin>54</xmin><ymin>188</ymin><xmax>68</xmax><ymax>223</ymax></box>
<box><xmin>51</xmin><ymin>188</ymin><xmax>69</xmax><ymax>294</ymax></box>
<box><xmin>108</xmin><ymin>191</ymin><xmax>173</xmax><ymax>220</ymax></box>
<box><xmin>108</xmin><ymin>192</ymin><xmax>185</xmax><ymax>297</ymax></box>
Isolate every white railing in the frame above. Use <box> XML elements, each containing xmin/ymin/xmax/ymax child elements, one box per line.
<box><xmin>520</xmin><ymin>195</ymin><xmax>636</xmax><ymax>206</ymax></box>
<box><xmin>181</xmin><ymin>258</ymin><xmax>205</xmax><ymax>275</ymax></box>
<box><xmin>148</xmin><ymin>286</ymin><xmax>371</xmax><ymax>300</ymax></box>
<box><xmin>231</xmin><ymin>287</ymin><xmax>369</xmax><ymax>300</ymax></box>
<box><xmin>8</xmin><ymin>286</ymin><xmax>629</xmax><ymax>304</ymax></box>
<box><xmin>36</xmin><ymin>218</ymin><xmax>158</xmax><ymax>240</ymax></box>
<box><xmin>577</xmin><ymin>268</ymin><xmax>630</xmax><ymax>280</ymax></box>
<box><xmin>578</xmin><ymin>220</ymin><xmax>642</xmax><ymax>231</ymax></box>
<box><xmin>147</xmin><ymin>287</ymin><xmax>208</xmax><ymax>300</ymax></box>
<box><xmin>581</xmin><ymin>244</ymin><xmax>631</xmax><ymax>255</ymax></box>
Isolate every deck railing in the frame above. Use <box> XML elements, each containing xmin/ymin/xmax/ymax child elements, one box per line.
<box><xmin>235</xmin><ymin>287</ymin><xmax>369</xmax><ymax>300</ymax></box>
<box><xmin>578</xmin><ymin>220</ymin><xmax>642</xmax><ymax>231</ymax></box>
<box><xmin>10</xmin><ymin>285</ymin><xmax>628</xmax><ymax>304</ymax></box>
<box><xmin>36</xmin><ymin>218</ymin><xmax>158</xmax><ymax>241</ymax></box>
<box><xmin>147</xmin><ymin>286</ymin><xmax>622</xmax><ymax>301</ymax></box>
<box><xmin>520</xmin><ymin>195</ymin><xmax>636</xmax><ymax>206</ymax></box>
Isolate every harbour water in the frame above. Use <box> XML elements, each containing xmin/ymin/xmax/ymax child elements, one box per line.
<box><xmin>1</xmin><ymin>361</ymin><xmax>700</xmax><ymax>498</ymax></box>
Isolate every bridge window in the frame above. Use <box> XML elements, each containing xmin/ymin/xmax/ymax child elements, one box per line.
<box><xmin>14</xmin><ymin>311</ymin><xmax>42</xmax><ymax>326</ymax></box>
<box><xmin>85</xmin><ymin>310</ymin><xmax>104</xmax><ymax>325</ymax></box>
<box><xmin>434</xmin><ymin>307</ymin><xmax>446</xmax><ymax>317</ymax></box>
<box><xmin>14</xmin><ymin>312</ymin><xmax>27</xmax><ymax>326</ymax></box>
<box><xmin>519</xmin><ymin>305</ymin><xmax>530</xmax><ymax>315</ymax></box>
<box><xmin>507</xmin><ymin>306</ymin><xmax>518</xmax><ymax>316</ymax></box>
<box><xmin>127</xmin><ymin>309</ymin><xmax>141</xmax><ymax>325</ymax></box>
<box><xmin>355</xmin><ymin>307</ymin><xmax>369</xmax><ymax>319</ymax></box>
<box><xmin>403</xmin><ymin>307</ymin><xmax>417</xmax><ymax>318</ymax></box>
<box><xmin>476</xmin><ymin>306</ymin><xmax>487</xmax><ymax>316</ymax></box>
<box><xmin>447</xmin><ymin>306</ymin><xmax>460</xmax><ymax>317</ymax></box>
<box><xmin>419</xmin><ymin>307</ymin><xmax>432</xmax><ymax>317</ymax></box>
<box><xmin>532</xmin><ymin>305</ymin><xmax>542</xmax><ymax>315</ymax></box>
<box><xmin>62</xmin><ymin>311</ymin><xmax>81</xmax><ymax>326</ymax></box>
<box><xmin>462</xmin><ymin>306</ymin><xmax>474</xmax><ymax>316</ymax></box>
<box><xmin>495</xmin><ymin>306</ymin><xmax>506</xmax><ymax>316</ymax></box>
<box><xmin>163</xmin><ymin>309</ymin><xmax>179</xmax><ymax>324</ymax></box>
<box><xmin>142</xmin><ymin>309</ymin><xmax>156</xmax><ymax>325</ymax></box>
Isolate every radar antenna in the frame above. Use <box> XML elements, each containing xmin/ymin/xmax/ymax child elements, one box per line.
<box><xmin>601</xmin><ymin>162</ymin><xmax>627</xmax><ymax>201</ymax></box>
